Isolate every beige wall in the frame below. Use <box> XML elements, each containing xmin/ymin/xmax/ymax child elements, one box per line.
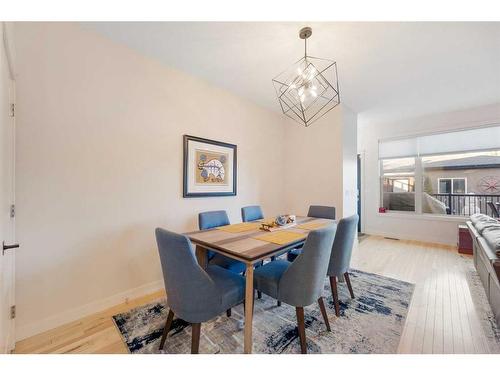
<box><xmin>13</xmin><ymin>22</ymin><xmax>357</xmax><ymax>340</ymax></box>
<box><xmin>13</xmin><ymin>23</ymin><xmax>292</xmax><ymax>339</ymax></box>
<box><xmin>284</xmin><ymin>105</ymin><xmax>357</xmax><ymax>220</ymax></box>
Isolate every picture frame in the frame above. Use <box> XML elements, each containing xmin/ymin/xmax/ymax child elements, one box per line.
<box><xmin>183</xmin><ymin>135</ymin><xmax>237</xmax><ymax>198</ymax></box>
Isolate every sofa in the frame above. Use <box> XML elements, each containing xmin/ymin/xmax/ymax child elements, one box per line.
<box><xmin>466</xmin><ymin>213</ymin><xmax>500</xmax><ymax>325</ymax></box>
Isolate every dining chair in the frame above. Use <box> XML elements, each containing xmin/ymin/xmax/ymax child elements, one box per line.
<box><xmin>155</xmin><ymin>228</ymin><xmax>245</xmax><ymax>353</ymax></box>
<box><xmin>253</xmin><ymin>224</ymin><xmax>337</xmax><ymax>353</ymax></box>
<box><xmin>241</xmin><ymin>205</ymin><xmax>264</xmax><ymax>222</ymax></box>
<box><xmin>327</xmin><ymin>214</ymin><xmax>359</xmax><ymax>317</ymax></box>
<box><xmin>199</xmin><ymin>210</ymin><xmax>263</xmax><ymax>301</ymax></box>
<box><xmin>287</xmin><ymin>205</ymin><xmax>336</xmax><ymax>262</ymax></box>
<box><xmin>198</xmin><ymin>210</ymin><xmax>246</xmax><ymax>274</ymax></box>
<box><xmin>307</xmin><ymin>205</ymin><xmax>336</xmax><ymax>220</ymax></box>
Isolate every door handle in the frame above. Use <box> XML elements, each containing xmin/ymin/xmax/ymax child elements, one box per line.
<box><xmin>2</xmin><ymin>241</ymin><xmax>19</xmax><ymax>255</ymax></box>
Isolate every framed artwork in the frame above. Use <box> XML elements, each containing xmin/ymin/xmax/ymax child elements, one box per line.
<box><xmin>183</xmin><ymin>135</ymin><xmax>237</xmax><ymax>198</ymax></box>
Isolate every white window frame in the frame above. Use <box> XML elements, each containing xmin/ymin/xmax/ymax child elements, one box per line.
<box><xmin>437</xmin><ymin>177</ymin><xmax>467</xmax><ymax>194</ymax></box>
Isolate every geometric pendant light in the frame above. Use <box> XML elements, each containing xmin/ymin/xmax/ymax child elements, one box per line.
<box><xmin>272</xmin><ymin>27</ymin><xmax>340</xmax><ymax>127</ymax></box>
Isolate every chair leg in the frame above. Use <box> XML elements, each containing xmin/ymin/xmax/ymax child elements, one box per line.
<box><xmin>191</xmin><ymin>323</ymin><xmax>201</xmax><ymax>354</ymax></box>
<box><xmin>257</xmin><ymin>291</ymin><xmax>262</xmax><ymax>299</ymax></box>
<box><xmin>329</xmin><ymin>276</ymin><xmax>340</xmax><ymax>317</ymax></box>
<box><xmin>277</xmin><ymin>300</ymin><xmax>281</xmax><ymax>307</ymax></box>
<box><xmin>226</xmin><ymin>308</ymin><xmax>231</xmax><ymax>317</ymax></box>
<box><xmin>159</xmin><ymin>309</ymin><xmax>174</xmax><ymax>350</ymax></box>
<box><xmin>344</xmin><ymin>272</ymin><xmax>355</xmax><ymax>299</ymax></box>
<box><xmin>317</xmin><ymin>297</ymin><xmax>331</xmax><ymax>332</ymax></box>
<box><xmin>295</xmin><ymin>307</ymin><xmax>307</xmax><ymax>354</ymax></box>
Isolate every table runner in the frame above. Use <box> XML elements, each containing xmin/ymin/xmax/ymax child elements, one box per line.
<box><xmin>217</xmin><ymin>222</ymin><xmax>261</xmax><ymax>233</ymax></box>
<box><xmin>254</xmin><ymin>231</ymin><xmax>306</xmax><ymax>245</ymax></box>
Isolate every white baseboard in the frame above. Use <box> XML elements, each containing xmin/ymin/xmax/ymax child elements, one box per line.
<box><xmin>364</xmin><ymin>228</ymin><xmax>457</xmax><ymax>247</ymax></box>
<box><xmin>16</xmin><ymin>279</ymin><xmax>164</xmax><ymax>342</ymax></box>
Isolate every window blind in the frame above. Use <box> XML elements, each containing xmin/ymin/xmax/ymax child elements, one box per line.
<box><xmin>379</xmin><ymin>125</ymin><xmax>500</xmax><ymax>159</ymax></box>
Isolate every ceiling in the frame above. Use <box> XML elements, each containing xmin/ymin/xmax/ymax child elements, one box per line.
<box><xmin>82</xmin><ymin>22</ymin><xmax>500</xmax><ymax>125</ymax></box>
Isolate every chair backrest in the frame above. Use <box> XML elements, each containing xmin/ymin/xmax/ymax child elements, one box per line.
<box><xmin>308</xmin><ymin>205</ymin><xmax>336</xmax><ymax>220</ymax></box>
<box><xmin>241</xmin><ymin>205</ymin><xmax>264</xmax><ymax>222</ymax></box>
<box><xmin>155</xmin><ymin>228</ymin><xmax>220</xmax><ymax>323</ymax></box>
<box><xmin>278</xmin><ymin>224</ymin><xmax>337</xmax><ymax>307</ymax></box>
<box><xmin>327</xmin><ymin>214</ymin><xmax>359</xmax><ymax>277</ymax></box>
<box><xmin>198</xmin><ymin>210</ymin><xmax>230</xmax><ymax>230</ymax></box>
<box><xmin>487</xmin><ymin>202</ymin><xmax>500</xmax><ymax>218</ymax></box>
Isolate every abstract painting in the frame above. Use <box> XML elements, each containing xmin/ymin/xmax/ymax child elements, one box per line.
<box><xmin>183</xmin><ymin>135</ymin><xmax>237</xmax><ymax>197</ymax></box>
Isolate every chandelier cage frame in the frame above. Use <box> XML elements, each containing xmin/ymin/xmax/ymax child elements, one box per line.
<box><xmin>272</xmin><ymin>27</ymin><xmax>341</xmax><ymax>127</ymax></box>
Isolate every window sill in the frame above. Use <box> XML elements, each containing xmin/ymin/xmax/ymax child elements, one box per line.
<box><xmin>377</xmin><ymin>211</ymin><xmax>467</xmax><ymax>223</ymax></box>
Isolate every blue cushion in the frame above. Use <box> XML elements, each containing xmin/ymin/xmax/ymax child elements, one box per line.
<box><xmin>253</xmin><ymin>260</ymin><xmax>291</xmax><ymax>299</ymax></box>
<box><xmin>209</xmin><ymin>254</ymin><xmax>246</xmax><ymax>274</ymax></box>
<box><xmin>286</xmin><ymin>248</ymin><xmax>302</xmax><ymax>262</ymax></box>
<box><xmin>206</xmin><ymin>265</ymin><xmax>245</xmax><ymax>310</ymax></box>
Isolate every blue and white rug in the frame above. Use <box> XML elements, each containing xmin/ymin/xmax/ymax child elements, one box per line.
<box><xmin>113</xmin><ymin>269</ymin><xmax>415</xmax><ymax>354</ymax></box>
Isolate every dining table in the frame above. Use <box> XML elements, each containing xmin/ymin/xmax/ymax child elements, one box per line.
<box><xmin>185</xmin><ymin>215</ymin><xmax>335</xmax><ymax>354</ymax></box>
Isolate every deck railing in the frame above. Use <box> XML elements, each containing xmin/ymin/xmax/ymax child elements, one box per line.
<box><xmin>431</xmin><ymin>193</ymin><xmax>500</xmax><ymax>217</ymax></box>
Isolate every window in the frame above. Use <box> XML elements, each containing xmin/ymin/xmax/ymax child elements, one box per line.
<box><xmin>437</xmin><ymin>178</ymin><xmax>467</xmax><ymax>194</ymax></box>
<box><xmin>381</xmin><ymin>157</ymin><xmax>415</xmax><ymax>212</ymax></box>
<box><xmin>379</xmin><ymin>125</ymin><xmax>500</xmax><ymax>216</ymax></box>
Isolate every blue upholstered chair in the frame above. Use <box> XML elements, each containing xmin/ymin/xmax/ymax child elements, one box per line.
<box><xmin>198</xmin><ymin>210</ymin><xmax>246</xmax><ymax>274</ymax></box>
<box><xmin>155</xmin><ymin>228</ymin><xmax>245</xmax><ymax>353</ymax></box>
<box><xmin>241</xmin><ymin>205</ymin><xmax>264</xmax><ymax>222</ymax></box>
<box><xmin>327</xmin><ymin>214</ymin><xmax>359</xmax><ymax>316</ymax></box>
<box><xmin>307</xmin><ymin>205</ymin><xmax>336</xmax><ymax>220</ymax></box>
<box><xmin>253</xmin><ymin>224</ymin><xmax>337</xmax><ymax>353</ymax></box>
<box><xmin>287</xmin><ymin>205</ymin><xmax>336</xmax><ymax>262</ymax></box>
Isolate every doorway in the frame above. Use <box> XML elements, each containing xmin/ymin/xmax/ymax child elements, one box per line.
<box><xmin>357</xmin><ymin>153</ymin><xmax>362</xmax><ymax>233</ymax></box>
<box><xmin>0</xmin><ymin>22</ymin><xmax>17</xmax><ymax>353</ymax></box>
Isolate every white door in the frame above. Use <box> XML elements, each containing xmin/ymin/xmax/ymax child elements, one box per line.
<box><xmin>0</xmin><ymin>23</ymin><xmax>16</xmax><ymax>353</ymax></box>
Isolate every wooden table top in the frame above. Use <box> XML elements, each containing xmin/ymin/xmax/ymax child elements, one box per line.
<box><xmin>186</xmin><ymin>216</ymin><xmax>334</xmax><ymax>263</ymax></box>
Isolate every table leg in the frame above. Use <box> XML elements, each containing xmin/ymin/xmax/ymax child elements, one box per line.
<box><xmin>244</xmin><ymin>263</ymin><xmax>254</xmax><ymax>354</ymax></box>
<box><xmin>195</xmin><ymin>246</ymin><xmax>207</xmax><ymax>269</ymax></box>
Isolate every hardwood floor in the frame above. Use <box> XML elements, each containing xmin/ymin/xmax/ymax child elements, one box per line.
<box><xmin>352</xmin><ymin>235</ymin><xmax>497</xmax><ymax>354</ymax></box>
<box><xmin>14</xmin><ymin>235</ymin><xmax>498</xmax><ymax>354</ymax></box>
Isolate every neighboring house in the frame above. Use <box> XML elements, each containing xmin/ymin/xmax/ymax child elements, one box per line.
<box><xmin>382</xmin><ymin>153</ymin><xmax>500</xmax><ymax>215</ymax></box>
<box><xmin>423</xmin><ymin>155</ymin><xmax>500</xmax><ymax>195</ymax></box>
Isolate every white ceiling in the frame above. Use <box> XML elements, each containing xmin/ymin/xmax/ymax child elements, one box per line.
<box><xmin>82</xmin><ymin>22</ymin><xmax>500</xmax><ymax>125</ymax></box>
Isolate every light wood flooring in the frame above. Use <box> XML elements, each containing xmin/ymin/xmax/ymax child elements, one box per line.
<box><xmin>14</xmin><ymin>235</ymin><xmax>499</xmax><ymax>354</ymax></box>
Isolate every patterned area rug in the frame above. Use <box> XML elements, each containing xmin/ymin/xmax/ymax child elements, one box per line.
<box><xmin>113</xmin><ymin>269</ymin><xmax>415</xmax><ymax>354</ymax></box>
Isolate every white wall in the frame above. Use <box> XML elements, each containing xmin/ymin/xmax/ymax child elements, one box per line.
<box><xmin>13</xmin><ymin>22</ymin><xmax>291</xmax><ymax>340</ymax></box>
<box><xmin>358</xmin><ymin>102</ymin><xmax>500</xmax><ymax>245</ymax></box>
<box><xmin>284</xmin><ymin>105</ymin><xmax>358</xmax><ymax>219</ymax></box>
<box><xmin>342</xmin><ymin>108</ymin><xmax>358</xmax><ymax>218</ymax></box>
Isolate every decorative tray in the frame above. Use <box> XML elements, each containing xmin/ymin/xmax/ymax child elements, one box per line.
<box><xmin>260</xmin><ymin>214</ymin><xmax>297</xmax><ymax>232</ymax></box>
